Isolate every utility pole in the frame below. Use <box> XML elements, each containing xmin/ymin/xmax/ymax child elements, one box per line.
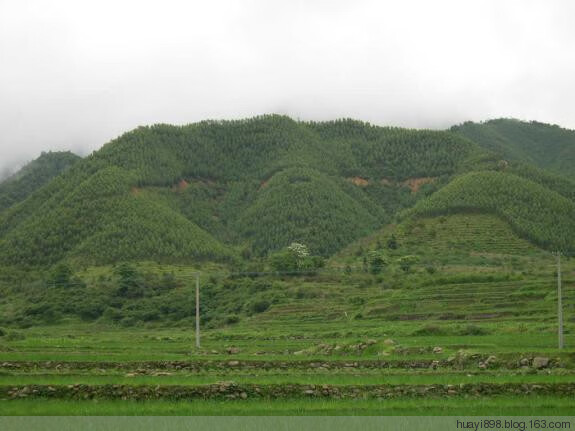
<box><xmin>195</xmin><ymin>272</ymin><xmax>200</xmax><ymax>349</ymax></box>
<box><xmin>557</xmin><ymin>252</ymin><xmax>564</xmax><ymax>349</ymax></box>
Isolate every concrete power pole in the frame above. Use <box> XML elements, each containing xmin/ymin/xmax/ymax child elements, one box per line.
<box><xmin>195</xmin><ymin>273</ymin><xmax>200</xmax><ymax>349</ymax></box>
<box><xmin>557</xmin><ymin>252</ymin><xmax>564</xmax><ymax>349</ymax></box>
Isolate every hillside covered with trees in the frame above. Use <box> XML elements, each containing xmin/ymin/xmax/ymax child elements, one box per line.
<box><xmin>453</xmin><ymin>119</ymin><xmax>575</xmax><ymax>179</ymax></box>
<box><xmin>405</xmin><ymin>171</ymin><xmax>575</xmax><ymax>251</ymax></box>
<box><xmin>0</xmin><ymin>151</ymin><xmax>80</xmax><ymax>212</ymax></box>
<box><xmin>0</xmin><ymin>115</ymin><xmax>573</xmax><ymax>268</ymax></box>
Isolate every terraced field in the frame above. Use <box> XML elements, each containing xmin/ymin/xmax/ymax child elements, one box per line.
<box><xmin>1</xmin><ymin>214</ymin><xmax>574</xmax><ymax>415</ymax></box>
<box><xmin>1</xmin><ymin>270</ymin><xmax>574</xmax><ymax>415</ymax></box>
<box><xmin>1</xmin><ymin>327</ymin><xmax>574</xmax><ymax>414</ymax></box>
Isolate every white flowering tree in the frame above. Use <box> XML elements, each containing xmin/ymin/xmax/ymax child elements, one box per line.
<box><xmin>287</xmin><ymin>242</ymin><xmax>309</xmax><ymax>258</ymax></box>
<box><xmin>269</xmin><ymin>242</ymin><xmax>323</xmax><ymax>273</ymax></box>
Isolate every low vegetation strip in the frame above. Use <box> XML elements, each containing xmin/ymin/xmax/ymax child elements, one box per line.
<box><xmin>2</xmin><ymin>383</ymin><xmax>575</xmax><ymax>400</ymax></box>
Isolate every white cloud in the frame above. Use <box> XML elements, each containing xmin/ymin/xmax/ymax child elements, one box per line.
<box><xmin>1</xmin><ymin>0</ymin><xmax>574</xmax><ymax>167</ymax></box>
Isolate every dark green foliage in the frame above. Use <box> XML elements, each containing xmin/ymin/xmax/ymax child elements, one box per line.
<box><xmin>250</xmin><ymin>300</ymin><xmax>271</xmax><ymax>314</ymax></box>
<box><xmin>268</xmin><ymin>243</ymin><xmax>324</xmax><ymax>273</ymax></box>
<box><xmin>407</xmin><ymin>171</ymin><xmax>575</xmax><ymax>251</ymax></box>
<box><xmin>1</xmin><ymin>115</ymin><xmax>574</xmax><ymax>268</ymax></box>
<box><xmin>269</xmin><ymin>249</ymin><xmax>298</xmax><ymax>272</ymax></box>
<box><xmin>23</xmin><ymin>303</ymin><xmax>61</xmax><ymax>323</ymax></box>
<box><xmin>453</xmin><ymin>119</ymin><xmax>575</xmax><ymax>178</ymax></box>
<box><xmin>507</xmin><ymin>163</ymin><xmax>575</xmax><ymax>202</ymax></box>
<box><xmin>460</xmin><ymin>324</ymin><xmax>491</xmax><ymax>336</ymax></box>
<box><xmin>308</xmin><ymin>119</ymin><xmax>474</xmax><ymax>180</ymax></box>
<box><xmin>412</xmin><ymin>324</ymin><xmax>446</xmax><ymax>336</ymax></box>
<box><xmin>425</xmin><ymin>265</ymin><xmax>437</xmax><ymax>275</ymax></box>
<box><xmin>0</xmin><ymin>269</ymin><xmax>189</xmax><ymax>326</ymax></box>
<box><xmin>398</xmin><ymin>255</ymin><xmax>418</xmax><ymax>273</ymax></box>
<box><xmin>0</xmin><ymin>167</ymin><xmax>232</xmax><ymax>265</ymax></box>
<box><xmin>114</xmin><ymin>263</ymin><xmax>142</xmax><ymax>298</ymax></box>
<box><xmin>3</xmin><ymin>331</ymin><xmax>26</xmax><ymax>341</ymax></box>
<box><xmin>47</xmin><ymin>264</ymin><xmax>73</xmax><ymax>288</ymax></box>
<box><xmin>0</xmin><ymin>151</ymin><xmax>80</xmax><ymax>212</ymax></box>
<box><xmin>102</xmin><ymin>307</ymin><xmax>122</xmax><ymax>322</ymax></box>
<box><xmin>224</xmin><ymin>314</ymin><xmax>240</xmax><ymax>324</ymax></box>
<box><xmin>239</xmin><ymin>168</ymin><xmax>383</xmax><ymax>256</ymax></box>
<box><xmin>367</xmin><ymin>251</ymin><xmax>386</xmax><ymax>274</ymax></box>
<box><xmin>0</xmin><ymin>116</ymin><xmax>478</xmax><ymax>265</ymax></box>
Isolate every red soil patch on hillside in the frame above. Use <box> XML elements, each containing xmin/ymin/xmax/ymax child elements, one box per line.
<box><xmin>172</xmin><ymin>179</ymin><xmax>189</xmax><ymax>192</ymax></box>
<box><xmin>177</xmin><ymin>179</ymin><xmax>189</xmax><ymax>191</ymax></box>
<box><xmin>347</xmin><ymin>176</ymin><xmax>369</xmax><ymax>186</ymax></box>
<box><xmin>402</xmin><ymin>177</ymin><xmax>436</xmax><ymax>193</ymax></box>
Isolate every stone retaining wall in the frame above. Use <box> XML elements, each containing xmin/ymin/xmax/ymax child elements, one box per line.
<box><xmin>2</xmin><ymin>383</ymin><xmax>574</xmax><ymax>400</ymax></box>
<box><xmin>1</xmin><ymin>357</ymin><xmax>553</xmax><ymax>372</ymax></box>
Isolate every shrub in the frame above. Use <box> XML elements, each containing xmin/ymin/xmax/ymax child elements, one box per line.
<box><xmin>251</xmin><ymin>300</ymin><xmax>271</xmax><ymax>314</ymax></box>
<box><xmin>250</xmin><ymin>280</ymin><xmax>271</xmax><ymax>293</ymax></box>
<box><xmin>77</xmin><ymin>301</ymin><xmax>106</xmax><ymax>321</ymax></box>
<box><xmin>225</xmin><ymin>315</ymin><xmax>240</xmax><ymax>324</ymax></box>
<box><xmin>269</xmin><ymin>243</ymin><xmax>324</xmax><ymax>274</ymax></box>
<box><xmin>349</xmin><ymin>297</ymin><xmax>365</xmax><ymax>305</ymax></box>
<box><xmin>5</xmin><ymin>331</ymin><xmax>26</xmax><ymax>341</ymax></box>
<box><xmin>412</xmin><ymin>324</ymin><xmax>446</xmax><ymax>336</ymax></box>
<box><xmin>295</xmin><ymin>287</ymin><xmax>320</xmax><ymax>299</ymax></box>
<box><xmin>398</xmin><ymin>255</ymin><xmax>418</xmax><ymax>273</ymax></box>
<box><xmin>47</xmin><ymin>263</ymin><xmax>73</xmax><ymax>288</ymax></box>
<box><xmin>24</xmin><ymin>303</ymin><xmax>61</xmax><ymax>323</ymax></box>
<box><xmin>368</xmin><ymin>251</ymin><xmax>387</xmax><ymax>274</ymax></box>
<box><xmin>425</xmin><ymin>265</ymin><xmax>437</xmax><ymax>274</ymax></box>
<box><xmin>102</xmin><ymin>307</ymin><xmax>123</xmax><ymax>322</ymax></box>
<box><xmin>139</xmin><ymin>310</ymin><xmax>160</xmax><ymax>322</ymax></box>
<box><xmin>120</xmin><ymin>317</ymin><xmax>137</xmax><ymax>327</ymax></box>
<box><xmin>387</xmin><ymin>234</ymin><xmax>398</xmax><ymax>250</ymax></box>
<box><xmin>114</xmin><ymin>263</ymin><xmax>144</xmax><ymax>298</ymax></box>
<box><xmin>460</xmin><ymin>324</ymin><xmax>490</xmax><ymax>336</ymax></box>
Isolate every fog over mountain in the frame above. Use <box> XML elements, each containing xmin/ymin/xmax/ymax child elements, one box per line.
<box><xmin>1</xmin><ymin>0</ymin><xmax>574</xmax><ymax>171</ymax></box>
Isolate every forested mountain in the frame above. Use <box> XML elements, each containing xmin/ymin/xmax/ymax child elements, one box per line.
<box><xmin>405</xmin><ymin>170</ymin><xmax>575</xmax><ymax>251</ymax></box>
<box><xmin>453</xmin><ymin>119</ymin><xmax>575</xmax><ymax>178</ymax></box>
<box><xmin>0</xmin><ymin>151</ymin><xmax>80</xmax><ymax>212</ymax></box>
<box><xmin>0</xmin><ymin>116</ymin><xmax>478</xmax><ymax>266</ymax></box>
<box><xmin>0</xmin><ymin>115</ymin><xmax>573</xmax><ymax>267</ymax></box>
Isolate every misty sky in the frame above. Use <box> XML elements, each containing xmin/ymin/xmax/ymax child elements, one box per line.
<box><xmin>1</xmin><ymin>0</ymin><xmax>575</xmax><ymax>171</ymax></box>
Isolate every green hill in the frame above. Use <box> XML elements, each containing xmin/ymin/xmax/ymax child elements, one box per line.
<box><xmin>234</xmin><ymin>167</ymin><xmax>383</xmax><ymax>256</ymax></box>
<box><xmin>329</xmin><ymin>212</ymin><xmax>543</xmax><ymax>277</ymax></box>
<box><xmin>0</xmin><ymin>166</ymin><xmax>233</xmax><ymax>266</ymax></box>
<box><xmin>2</xmin><ymin>115</ymin><xmax>575</xmax><ymax>267</ymax></box>
<box><xmin>0</xmin><ymin>115</ymin><xmax>480</xmax><ymax>266</ymax></box>
<box><xmin>405</xmin><ymin>170</ymin><xmax>575</xmax><ymax>251</ymax></box>
<box><xmin>453</xmin><ymin>119</ymin><xmax>575</xmax><ymax>179</ymax></box>
<box><xmin>506</xmin><ymin>162</ymin><xmax>575</xmax><ymax>202</ymax></box>
<box><xmin>0</xmin><ymin>151</ymin><xmax>80</xmax><ymax>212</ymax></box>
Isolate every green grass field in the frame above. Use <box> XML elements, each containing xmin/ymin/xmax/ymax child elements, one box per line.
<box><xmin>3</xmin><ymin>396</ymin><xmax>575</xmax><ymax>416</ymax></box>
